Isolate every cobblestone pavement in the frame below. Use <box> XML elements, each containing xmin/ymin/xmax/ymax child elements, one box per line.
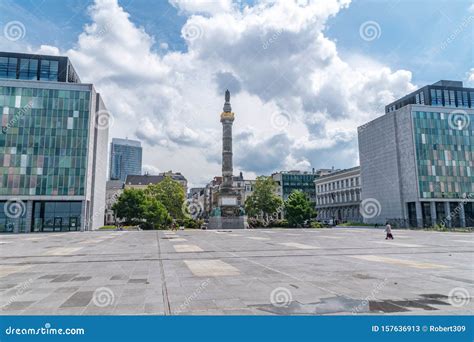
<box><xmin>0</xmin><ymin>228</ymin><xmax>472</xmax><ymax>315</ymax></box>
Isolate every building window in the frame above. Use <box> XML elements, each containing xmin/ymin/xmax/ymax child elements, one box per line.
<box><xmin>40</xmin><ymin>59</ymin><xmax>59</xmax><ymax>81</ymax></box>
<box><xmin>0</xmin><ymin>57</ymin><xmax>18</xmax><ymax>79</ymax></box>
<box><xmin>19</xmin><ymin>58</ymin><xmax>38</xmax><ymax>80</ymax></box>
<box><xmin>420</xmin><ymin>91</ymin><xmax>425</xmax><ymax>104</ymax></box>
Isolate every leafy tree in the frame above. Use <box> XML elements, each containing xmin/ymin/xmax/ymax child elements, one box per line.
<box><xmin>245</xmin><ymin>176</ymin><xmax>283</xmax><ymax>220</ymax></box>
<box><xmin>141</xmin><ymin>197</ymin><xmax>172</xmax><ymax>230</ymax></box>
<box><xmin>145</xmin><ymin>176</ymin><xmax>186</xmax><ymax>219</ymax></box>
<box><xmin>284</xmin><ymin>190</ymin><xmax>316</xmax><ymax>227</ymax></box>
<box><xmin>112</xmin><ymin>188</ymin><xmax>146</xmax><ymax>224</ymax></box>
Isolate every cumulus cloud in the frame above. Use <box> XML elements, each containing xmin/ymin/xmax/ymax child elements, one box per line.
<box><xmin>20</xmin><ymin>0</ymin><xmax>415</xmax><ymax>185</ymax></box>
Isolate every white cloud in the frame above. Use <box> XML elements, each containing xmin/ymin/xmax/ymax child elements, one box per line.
<box><xmin>170</xmin><ymin>0</ymin><xmax>233</xmax><ymax>15</ymax></box>
<box><xmin>24</xmin><ymin>0</ymin><xmax>415</xmax><ymax>186</ymax></box>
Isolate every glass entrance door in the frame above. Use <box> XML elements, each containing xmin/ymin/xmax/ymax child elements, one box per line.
<box><xmin>53</xmin><ymin>217</ymin><xmax>62</xmax><ymax>232</ymax></box>
<box><xmin>69</xmin><ymin>217</ymin><xmax>78</xmax><ymax>231</ymax></box>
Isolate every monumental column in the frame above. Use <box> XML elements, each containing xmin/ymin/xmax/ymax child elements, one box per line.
<box><xmin>221</xmin><ymin>89</ymin><xmax>234</xmax><ymax>189</ymax></box>
<box><xmin>208</xmin><ymin>90</ymin><xmax>245</xmax><ymax>229</ymax></box>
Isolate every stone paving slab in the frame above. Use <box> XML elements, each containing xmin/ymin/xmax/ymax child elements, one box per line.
<box><xmin>0</xmin><ymin>228</ymin><xmax>472</xmax><ymax>315</ymax></box>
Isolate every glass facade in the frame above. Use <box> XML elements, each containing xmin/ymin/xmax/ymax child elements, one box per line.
<box><xmin>32</xmin><ymin>201</ymin><xmax>81</xmax><ymax>232</ymax></box>
<box><xmin>281</xmin><ymin>173</ymin><xmax>317</xmax><ymax>202</ymax></box>
<box><xmin>109</xmin><ymin>139</ymin><xmax>142</xmax><ymax>181</ymax></box>
<box><xmin>0</xmin><ymin>86</ymin><xmax>90</xmax><ymax>196</ymax></box>
<box><xmin>0</xmin><ymin>56</ymin><xmax>59</xmax><ymax>81</ymax></box>
<box><xmin>413</xmin><ymin>110</ymin><xmax>474</xmax><ymax>199</ymax></box>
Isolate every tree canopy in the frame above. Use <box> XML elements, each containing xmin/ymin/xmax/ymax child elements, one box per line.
<box><xmin>244</xmin><ymin>176</ymin><xmax>283</xmax><ymax>218</ymax></box>
<box><xmin>284</xmin><ymin>190</ymin><xmax>316</xmax><ymax>227</ymax></box>
<box><xmin>113</xmin><ymin>176</ymin><xmax>188</xmax><ymax>229</ymax></box>
<box><xmin>145</xmin><ymin>176</ymin><xmax>186</xmax><ymax>219</ymax></box>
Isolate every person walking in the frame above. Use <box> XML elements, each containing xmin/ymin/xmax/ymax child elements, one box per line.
<box><xmin>385</xmin><ymin>222</ymin><xmax>394</xmax><ymax>240</ymax></box>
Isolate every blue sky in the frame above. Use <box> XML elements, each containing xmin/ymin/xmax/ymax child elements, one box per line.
<box><xmin>0</xmin><ymin>0</ymin><xmax>473</xmax><ymax>185</ymax></box>
<box><xmin>2</xmin><ymin>0</ymin><xmax>472</xmax><ymax>85</ymax></box>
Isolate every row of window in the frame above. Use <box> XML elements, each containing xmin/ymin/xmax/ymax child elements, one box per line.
<box><xmin>430</xmin><ymin>89</ymin><xmax>473</xmax><ymax>108</ymax></box>
<box><xmin>0</xmin><ymin>57</ymin><xmax>59</xmax><ymax>81</ymax></box>
<box><xmin>316</xmin><ymin>191</ymin><xmax>361</xmax><ymax>205</ymax></box>
<box><xmin>316</xmin><ymin>177</ymin><xmax>360</xmax><ymax>193</ymax></box>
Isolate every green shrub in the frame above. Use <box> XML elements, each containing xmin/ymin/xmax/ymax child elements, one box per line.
<box><xmin>310</xmin><ymin>221</ymin><xmax>324</xmax><ymax>228</ymax></box>
<box><xmin>270</xmin><ymin>219</ymin><xmax>289</xmax><ymax>227</ymax></box>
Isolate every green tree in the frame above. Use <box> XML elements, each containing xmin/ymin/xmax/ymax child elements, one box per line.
<box><xmin>141</xmin><ymin>197</ymin><xmax>172</xmax><ymax>230</ymax></box>
<box><xmin>112</xmin><ymin>188</ymin><xmax>146</xmax><ymax>224</ymax></box>
<box><xmin>244</xmin><ymin>176</ymin><xmax>283</xmax><ymax>220</ymax></box>
<box><xmin>145</xmin><ymin>176</ymin><xmax>186</xmax><ymax>219</ymax></box>
<box><xmin>284</xmin><ymin>190</ymin><xmax>316</xmax><ymax>227</ymax></box>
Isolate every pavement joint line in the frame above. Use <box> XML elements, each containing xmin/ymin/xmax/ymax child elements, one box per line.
<box><xmin>156</xmin><ymin>232</ymin><xmax>171</xmax><ymax>315</ymax></box>
<box><xmin>1</xmin><ymin>248</ymin><xmax>473</xmax><ymax>266</ymax></box>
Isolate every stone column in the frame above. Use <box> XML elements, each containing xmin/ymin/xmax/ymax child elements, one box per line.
<box><xmin>221</xmin><ymin>119</ymin><xmax>233</xmax><ymax>188</ymax></box>
<box><xmin>25</xmin><ymin>200</ymin><xmax>33</xmax><ymax>233</ymax></box>
<box><xmin>430</xmin><ymin>201</ymin><xmax>437</xmax><ymax>227</ymax></box>
<box><xmin>444</xmin><ymin>202</ymin><xmax>451</xmax><ymax>228</ymax></box>
<box><xmin>459</xmin><ymin>202</ymin><xmax>466</xmax><ymax>228</ymax></box>
<box><xmin>415</xmin><ymin>201</ymin><xmax>423</xmax><ymax>228</ymax></box>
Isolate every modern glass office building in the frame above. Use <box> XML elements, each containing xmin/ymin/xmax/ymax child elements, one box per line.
<box><xmin>358</xmin><ymin>80</ymin><xmax>473</xmax><ymax>228</ymax></box>
<box><xmin>109</xmin><ymin>138</ymin><xmax>142</xmax><ymax>181</ymax></box>
<box><xmin>0</xmin><ymin>52</ymin><xmax>109</xmax><ymax>233</ymax></box>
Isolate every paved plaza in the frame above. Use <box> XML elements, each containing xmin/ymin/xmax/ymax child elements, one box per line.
<box><xmin>0</xmin><ymin>228</ymin><xmax>472</xmax><ymax>315</ymax></box>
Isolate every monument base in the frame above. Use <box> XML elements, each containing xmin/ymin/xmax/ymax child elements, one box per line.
<box><xmin>208</xmin><ymin>216</ymin><xmax>247</xmax><ymax>230</ymax></box>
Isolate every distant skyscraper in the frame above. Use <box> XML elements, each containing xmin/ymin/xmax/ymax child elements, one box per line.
<box><xmin>0</xmin><ymin>51</ymin><xmax>109</xmax><ymax>233</ymax></box>
<box><xmin>109</xmin><ymin>138</ymin><xmax>142</xmax><ymax>181</ymax></box>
